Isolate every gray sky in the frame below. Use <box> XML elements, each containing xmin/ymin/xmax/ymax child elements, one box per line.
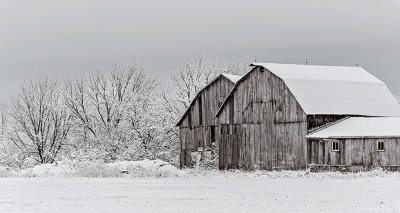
<box><xmin>1</xmin><ymin>0</ymin><xmax>400</xmax><ymax>103</ymax></box>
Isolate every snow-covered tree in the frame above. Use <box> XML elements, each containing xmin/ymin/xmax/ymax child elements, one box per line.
<box><xmin>163</xmin><ymin>56</ymin><xmax>248</xmax><ymax>130</ymax></box>
<box><xmin>168</xmin><ymin>55</ymin><xmax>248</xmax><ymax>111</ymax></box>
<box><xmin>64</xmin><ymin>62</ymin><xmax>161</xmax><ymax>161</ymax></box>
<box><xmin>8</xmin><ymin>77</ymin><xmax>72</xmax><ymax>164</ymax></box>
<box><xmin>0</xmin><ymin>57</ymin><xmax>248</xmax><ymax>167</ymax></box>
<box><xmin>0</xmin><ymin>104</ymin><xmax>7</xmax><ymax>140</ymax></box>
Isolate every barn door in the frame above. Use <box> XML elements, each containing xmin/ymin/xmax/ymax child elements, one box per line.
<box><xmin>219</xmin><ymin>133</ymin><xmax>240</xmax><ymax>170</ymax></box>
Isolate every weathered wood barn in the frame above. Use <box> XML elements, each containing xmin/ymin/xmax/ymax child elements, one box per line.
<box><xmin>176</xmin><ymin>73</ymin><xmax>242</xmax><ymax>167</ymax></box>
<box><xmin>307</xmin><ymin>117</ymin><xmax>400</xmax><ymax>171</ymax></box>
<box><xmin>177</xmin><ymin>63</ymin><xmax>400</xmax><ymax>171</ymax></box>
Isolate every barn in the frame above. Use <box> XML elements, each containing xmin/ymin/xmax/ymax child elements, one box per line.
<box><xmin>214</xmin><ymin>63</ymin><xmax>400</xmax><ymax>170</ymax></box>
<box><xmin>177</xmin><ymin>62</ymin><xmax>400</xmax><ymax>171</ymax></box>
<box><xmin>307</xmin><ymin>117</ymin><xmax>400</xmax><ymax>171</ymax></box>
<box><xmin>176</xmin><ymin>73</ymin><xmax>242</xmax><ymax>168</ymax></box>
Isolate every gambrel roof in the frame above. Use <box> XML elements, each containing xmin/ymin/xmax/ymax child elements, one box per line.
<box><xmin>175</xmin><ymin>73</ymin><xmax>242</xmax><ymax>126</ymax></box>
<box><xmin>216</xmin><ymin>63</ymin><xmax>400</xmax><ymax>117</ymax></box>
<box><xmin>307</xmin><ymin>117</ymin><xmax>400</xmax><ymax>139</ymax></box>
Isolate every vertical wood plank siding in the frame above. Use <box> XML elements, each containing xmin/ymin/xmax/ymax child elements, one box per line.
<box><xmin>217</xmin><ymin>67</ymin><xmax>308</xmax><ymax>170</ymax></box>
<box><xmin>179</xmin><ymin>77</ymin><xmax>235</xmax><ymax>167</ymax></box>
<box><xmin>308</xmin><ymin>138</ymin><xmax>400</xmax><ymax>171</ymax></box>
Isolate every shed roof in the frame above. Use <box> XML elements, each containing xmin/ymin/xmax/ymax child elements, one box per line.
<box><xmin>217</xmin><ymin>63</ymin><xmax>400</xmax><ymax>117</ymax></box>
<box><xmin>306</xmin><ymin>117</ymin><xmax>400</xmax><ymax>139</ymax></box>
<box><xmin>175</xmin><ymin>73</ymin><xmax>242</xmax><ymax>126</ymax></box>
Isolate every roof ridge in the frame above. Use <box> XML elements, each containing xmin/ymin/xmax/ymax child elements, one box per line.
<box><xmin>251</xmin><ymin>62</ymin><xmax>363</xmax><ymax>69</ymax></box>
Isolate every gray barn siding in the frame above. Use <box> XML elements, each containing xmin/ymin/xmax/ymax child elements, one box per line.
<box><xmin>179</xmin><ymin>77</ymin><xmax>235</xmax><ymax>167</ymax></box>
<box><xmin>217</xmin><ymin>67</ymin><xmax>308</xmax><ymax>170</ymax></box>
<box><xmin>308</xmin><ymin>138</ymin><xmax>400</xmax><ymax>171</ymax></box>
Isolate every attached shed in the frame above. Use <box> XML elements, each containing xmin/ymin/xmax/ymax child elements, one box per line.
<box><xmin>307</xmin><ymin>117</ymin><xmax>400</xmax><ymax>171</ymax></box>
<box><xmin>176</xmin><ymin>73</ymin><xmax>242</xmax><ymax>168</ymax></box>
<box><xmin>215</xmin><ymin>63</ymin><xmax>400</xmax><ymax>170</ymax></box>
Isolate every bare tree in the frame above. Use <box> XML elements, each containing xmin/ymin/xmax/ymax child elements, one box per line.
<box><xmin>64</xmin><ymin>62</ymin><xmax>159</xmax><ymax>161</ymax></box>
<box><xmin>0</xmin><ymin>104</ymin><xmax>7</xmax><ymax>140</ymax></box>
<box><xmin>170</xmin><ymin>55</ymin><xmax>213</xmax><ymax>110</ymax></box>
<box><xmin>88</xmin><ymin>63</ymin><xmax>158</xmax><ymax>160</ymax></box>
<box><xmin>0</xmin><ymin>58</ymin><xmax>247</xmax><ymax>167</ymax></box>
<box><xmin>9</xmin><ymin>77</ymin><xmax>71</xmax><ymax>164</ymax></box>
<box><xmin>64</xmin><ymin>77</ymin><xmax>96</xmax><ymax>147</ymax></box>
<box><xmin>169</xmin><ymin>55</ymin><xmax>248</xmax><ymax>109</ymax></box>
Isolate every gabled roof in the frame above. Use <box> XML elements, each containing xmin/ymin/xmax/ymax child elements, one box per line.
<box><xmin>175</xmin><ymin>73</ymin><xmax>242</xmax><ymax>126</ymax></box>
<box><xmin>307</xmin><ymin>117</ymin><xmax>400</xmax><ymax>139</ymax></box>
<box><xmin>216</xmin><ymin>63</ymin><xmax>400</xmax><ymax>117</ymax></box>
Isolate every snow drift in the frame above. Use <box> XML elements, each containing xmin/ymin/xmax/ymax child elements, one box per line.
<box><xmin>1</xmin><ymin>159</ymin><xmax>184</xmax><ymax>178</ymax></box>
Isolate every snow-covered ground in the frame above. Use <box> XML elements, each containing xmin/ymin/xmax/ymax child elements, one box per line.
<box><xmin>1</xmin><ymin>170</ymin><xmax>400</xmax><ymax>212</ymax></box>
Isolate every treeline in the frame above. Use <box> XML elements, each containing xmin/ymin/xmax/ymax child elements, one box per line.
<box><xmin>0</xmin><ymin>56</ymin><xmax>248</xmax><ymax>168</ymax></box>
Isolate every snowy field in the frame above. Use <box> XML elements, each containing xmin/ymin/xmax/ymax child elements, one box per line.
<box><xmin>1</xmin><ymin>170</ymin><xmax>400</xmax><ymax>213</ymax></box>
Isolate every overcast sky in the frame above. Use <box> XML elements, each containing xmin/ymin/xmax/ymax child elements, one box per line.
<box><xmin>1</xmin><ymin>0</ymin><xmax>400</xmax><ymax>103</ymax></box>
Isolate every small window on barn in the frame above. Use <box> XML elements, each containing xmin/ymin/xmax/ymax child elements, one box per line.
<box><xmin>332</xmin><ymin>141</ymin><xmax>339</xmax><ymax>152</ymax></box>
<box><xmin>377</xmin><ymin>141</ymin><xmax>384</xmax><ymax>152</ymax></box>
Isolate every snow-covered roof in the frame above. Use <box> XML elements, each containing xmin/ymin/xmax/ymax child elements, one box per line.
<box><xmin>307</xmin><ymin>117</ymin><xmax>400</xmax><ymax>139</ymax></box>
<box><xmin>221</xmin><ymin>73</ymin><xmax>242</xmax><ymax>83</ymax></box>
<box><xmin>176</xmin><ymin>73</ymin><xmax>243</xmax><ymax>126</ymax></box>
<box><xmin>250</xmin><ymin>63</ymin><xmax>400</xmax><ymax>116</ymax></box>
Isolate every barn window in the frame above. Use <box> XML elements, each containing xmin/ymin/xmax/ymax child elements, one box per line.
<box><xmin>198</xmin><ymin>96</ymin><xmax>203</xmax><ymax>125</ymax></box>
<box><xmin>332</xmin><ymin>141</ymin><xmax>339</xmax><ymax>152</ymax></box>
<box><xmin>377</xmin><ymin>141</ymin><xmax>384</xmax><ymax>152</ymax></box>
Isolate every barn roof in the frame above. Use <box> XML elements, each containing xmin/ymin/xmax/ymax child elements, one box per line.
<box><xmin>175</xmin><ymin>73</ymin><xmax>242</xmax><ymax>126</ymax></box>
<box><xmin>220</xmin><ymin>73</ymin><xmax>242</xmax><ymax>83</ymax></box>
<box><xmin>307</xmin><ymin>117</ymin><xmax>400</xmax><ymax>139</ymax></box>
<box><xmin>216</xmin><ymin>63</ymin><xmax>400</xmax><ymax>117</ymax></box>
